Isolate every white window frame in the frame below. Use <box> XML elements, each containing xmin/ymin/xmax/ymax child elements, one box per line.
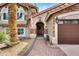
<box><xmin>1</xmin><ymin>7</ymin><xmax>8</xmax><ymax>21</ymax></box>
<box><xmin>16</xmin><ymin>7</ymin><xmax>25</xmax><ymax>21</ymax></box>
<box><xmin>5</xmin><ymin>27</ymin><xmax>26</xmax><ymax>37</ymax></box>
<box><xmin>58</xmin><ymin>21</ymin><xmax>63</xmax><ymax>24</ymax></box>
<box><xmin>1</xmin><ymin>7</ymin><xmax>25</xmax><ymax>21</ymax></box>
<box><xmin>17</xmin><ymin>12</ymin><xmax>24</xmax><ymax>21</ymax></box>
<box><xmin>18</xmin><ymin>27</ymin><xmax>26</xmax><ymax>37</ymax></box>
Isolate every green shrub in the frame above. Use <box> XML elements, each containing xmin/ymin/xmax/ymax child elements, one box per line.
<box><xmin>46</xmin><ymin>35</ymin><xmax>49</xmax><ymax>41</ymax></box>
<box><xmin>46</xmin><ymin>35</ymin><xmax>53</xmax><ymax>45</ymax></box>
<box><xmin>0</xmin><ymin>32</ymin><xmax>11</xmax><ymax>45</ymax></box>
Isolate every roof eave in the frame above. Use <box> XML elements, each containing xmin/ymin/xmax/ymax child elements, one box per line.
<box><xmin>46</xmin><ymin>3</ymin><xmax>76</xmax><ymax>22</ymax></box>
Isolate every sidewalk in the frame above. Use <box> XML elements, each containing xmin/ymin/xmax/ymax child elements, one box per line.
<box><xmin>58</xmin><ymin>45</ymin><xmax>79</xmax><ymax>56</ymax></box>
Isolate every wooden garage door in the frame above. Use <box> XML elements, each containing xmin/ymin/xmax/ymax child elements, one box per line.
<box><xmin>58</xmin><ymin>20</ymin><xmax>79</xmax><ymax>44</ymax></box>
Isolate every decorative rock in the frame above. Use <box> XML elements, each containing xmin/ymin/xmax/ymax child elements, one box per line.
<box><xmin>0</xmin><ymin>43</ymin><xmax>7</xmax><ymax>48</ymax></box>
<box><xmin>0</xmin><ymin>42</ymin><xmax>28</xmax><ymax>56</ymax></box>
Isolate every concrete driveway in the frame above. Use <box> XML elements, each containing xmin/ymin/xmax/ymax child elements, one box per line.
<box><xmin>58</xmin><ymin>45</ymin><xmax>79</xmax><ymax>56</ymax></box>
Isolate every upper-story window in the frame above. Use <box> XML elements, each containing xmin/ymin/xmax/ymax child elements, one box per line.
<box><xmin>16</xmin><ymin>7</ymin><xmax>24</xmax><ymax>21</ymax></box>
<box><xmin>1</xmin><ymin>7</ymin><xmax>8</xmax><ymax>21</ymax></box>
<box><xmin>3</xmin><ymin>13</ymin><xmax>8</xmax><ymax>20</ymax></box>
<box><xmin>17</xmin><ymin>12</ymin><xmax>23</xmax><ymax>19</ymax></box>
<box><xmin>1</xmin><ymin>6</ymin><xmax>25</xmax><ymax>21</ymax></box>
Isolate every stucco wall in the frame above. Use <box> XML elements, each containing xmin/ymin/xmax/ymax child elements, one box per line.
<box><xmin>0</xmin><ymin>20</ymin><xmax>26</xmax><ymax>25</ymax></box>
<box><xmin>57</xmin><ymin>11</ymin><xmax>79</xmax><ymax>19</ymax></box>
<box><xmin>32</xmin><ymin>13</ymin><xmax>47</xmax><ymax>29</ymax></box>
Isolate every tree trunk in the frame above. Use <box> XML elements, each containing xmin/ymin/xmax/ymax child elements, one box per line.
<box><xmin>8</xmin><ymin>4</ymin><xmax>20</xmax><ymax>45</ymax></box>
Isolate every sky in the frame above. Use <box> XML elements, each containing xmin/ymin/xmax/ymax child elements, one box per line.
<box><xmin>36</xmin><ymin>3</ymin><xmax>57</xmax><ymax>11</ymax></box>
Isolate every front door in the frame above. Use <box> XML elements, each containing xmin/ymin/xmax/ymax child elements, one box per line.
<box><xmin>36</xmin><ymin>22</ymin><xmax>44</xmax><ymax>36</ymax></box>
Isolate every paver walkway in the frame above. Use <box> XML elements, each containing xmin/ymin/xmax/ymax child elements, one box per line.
<box><xmin>23</xmin><ymin>38</ymin><xmax>66</xmax><ymax>56</ymax></box>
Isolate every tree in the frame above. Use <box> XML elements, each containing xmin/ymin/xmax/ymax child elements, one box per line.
<box><xmin>8</xmin><ymin>4</ymin><xmax>20</xmax><ymax>45</ymax></box>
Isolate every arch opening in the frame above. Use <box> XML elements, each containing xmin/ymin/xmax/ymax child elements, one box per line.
<box><xmin>36</xmin><ymin>22</ymin><xmax>44</xmax><ymax>37</ymax></box>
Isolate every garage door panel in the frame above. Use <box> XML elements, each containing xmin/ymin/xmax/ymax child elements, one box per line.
<box><xmin>58</xmin><ymin>24</ymin><xmax>79</xmax><ymax>44</ymax></box>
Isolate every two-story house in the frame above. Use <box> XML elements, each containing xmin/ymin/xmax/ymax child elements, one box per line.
<box><xmin>0</xmin><ymin>3</ymin><xmax>38</xmax><ymax>39</ymax></box>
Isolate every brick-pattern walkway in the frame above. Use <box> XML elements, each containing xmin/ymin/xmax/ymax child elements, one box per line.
<box><xmin>23</xmin><ymin>38</ymin><xmax>66</xmax><ymax>56</ymax></box>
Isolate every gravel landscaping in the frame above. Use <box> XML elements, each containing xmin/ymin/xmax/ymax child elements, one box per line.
<box><xmin>0</xmin><ymin>41</ymin><xmax>28</xmax><ymax>56</ymax></box>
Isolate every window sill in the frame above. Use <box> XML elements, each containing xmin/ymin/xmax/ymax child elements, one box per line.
<box><xmin>18</xmin><ymin>35</ymin><xmax>26</xmax><ymax>37</ymax></box>
<box><xmin>1</xmin><ymin>20</ymin><xmax>25</xmax><ymax>21</ymax></box>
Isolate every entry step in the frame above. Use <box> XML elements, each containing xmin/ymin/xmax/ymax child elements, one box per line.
<box><xmin>36</xmin><ymin>37</ymin><xmax>44</xmax><ymax>40</ymax></box>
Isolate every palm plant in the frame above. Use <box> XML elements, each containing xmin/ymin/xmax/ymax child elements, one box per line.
<box><xmin>8</xmin><ymin>4</ymin><xmax>20</xmax><ymax>45</ymax></box>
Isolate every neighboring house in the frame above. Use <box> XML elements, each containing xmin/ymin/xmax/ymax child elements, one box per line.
<box><xmin>45</xmin><ymin>3</ymin><xmax>79</xmax><ymax>44</ymax></box>
<box><xmin>0</xmin><ymin>3</ymin><xmax>38</xmax><ymax>39</ymax></box>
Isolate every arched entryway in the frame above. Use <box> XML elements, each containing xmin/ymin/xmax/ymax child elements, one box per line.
<box><xmin>36</xmin><ymin>22</ymin><xmax>44</xmax><ymax>37</ymax></box>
